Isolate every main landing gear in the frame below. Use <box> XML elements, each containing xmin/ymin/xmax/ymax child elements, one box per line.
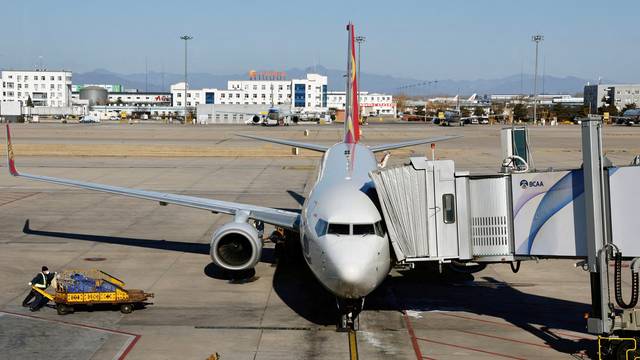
<box><xmin>336</xmin><ymin>297</ymin><xmax>364</xmax><ymax>332</ymax></box>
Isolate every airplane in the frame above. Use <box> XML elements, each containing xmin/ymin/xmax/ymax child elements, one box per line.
<box><xmin>4</xmin><ymin>23</ymin><xmax>460</xmax><ymax>331</ymax></box>
<box><xmin>429</xmin><ymin>93</ymin><xmax>478</xmax><ymax>105</ymax></box>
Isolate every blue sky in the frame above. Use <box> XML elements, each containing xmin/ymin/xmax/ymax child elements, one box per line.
<box><xmin>2</xmin><ymin>0</ymin><xmax>639</xmax><ymax>81</ymax></box>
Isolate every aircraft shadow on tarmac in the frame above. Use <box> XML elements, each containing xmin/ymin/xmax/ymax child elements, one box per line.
<box><xmin>273</xmin><ymin>254</ymin><xmax>595</xmax><ymax>356</ymax></box>
<box><xmin>23</xmin><ymin>218</ymin><xmax>593</xmax><ymax>356</ymax></box>
<box><xmin>22</xmin><ymin>219</ymin><xmax>274</xmax><ymax>281</ymax></box>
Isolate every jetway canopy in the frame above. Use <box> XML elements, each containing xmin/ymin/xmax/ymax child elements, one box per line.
<box><xmin>370</xmin><ymin>159</ymin><xmax>640</xmax><ymax>263</ymax></box>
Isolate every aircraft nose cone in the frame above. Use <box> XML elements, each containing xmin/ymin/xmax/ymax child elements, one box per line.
<box><xmin>336</xmin><ymin>265</ymin><xmax>367</xmax><ymax>286</ymax></box>
<box><xmin>326</xmin><ymin>243</ymin><xmax>380</xmax><ymax>298</ymax></box>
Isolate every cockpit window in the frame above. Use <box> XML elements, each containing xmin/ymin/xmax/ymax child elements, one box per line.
<box><xmin>374</xmin><ymin>221</ymin><xmax>386</xmax><ymax>237</ymax></box>
<box><xmin>315</xmin><ymin>219</ymin><xmax>328</xmax><ymax>236</ymax></box>
<box><xmin>353</xmin><ymin>224</ymin><xmax>375</xmax><ymax>235</ymax></box>
<box><xmin>328</xmin><ymin>223</ymin><xmax>350</xmax><ymax>235</ymax></box>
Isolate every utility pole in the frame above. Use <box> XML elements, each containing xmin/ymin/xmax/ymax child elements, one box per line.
<box><xmin>180</xmin><ymin>35</ymin><xmax>193</xmax><ymax>123</ymax></box>
<box><xmin>532</xmin><ymin>34</ymin><xmax>544</xmax><ymax>124</ymax></box>
<box><xmin>355</xmin><ymin>35</ymin><xmax>365</xmax><ymax>120</ymax></box>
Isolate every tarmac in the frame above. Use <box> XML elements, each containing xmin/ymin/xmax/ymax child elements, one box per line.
<box><xmin>1</xmin><ymin>122</ymin><xmax>638</xmax><ymax>359</ymax></box>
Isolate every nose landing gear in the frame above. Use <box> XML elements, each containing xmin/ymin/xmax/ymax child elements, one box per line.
<box><xmin>336</xmin><ymin>297</ymin><xmax>364</xmax><ymax>332</ymax></box>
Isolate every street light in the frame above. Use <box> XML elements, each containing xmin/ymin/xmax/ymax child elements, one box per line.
<box><xmin>531</xmin><ymin>34</ymin><xmax>544</xmax><ymax>124</ymax></box>
<box><xmin>180</xmin><ymin>35</ymin><xmax>193</xmax><ymax>123</ymax></box>
<box><xmin>355</xmin><ymin>35</ymin><xmax>365</xmax><ymax>119</ymax></box>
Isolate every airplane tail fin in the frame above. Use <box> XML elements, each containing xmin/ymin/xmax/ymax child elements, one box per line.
<box><xmin>344</xmin><ymin>22</ymin><xmax>360</xmax><ymax>144</ymax></box>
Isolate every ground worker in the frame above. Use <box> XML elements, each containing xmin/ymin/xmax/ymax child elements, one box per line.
<box><xmin>23</xmin><ymin>266</ymin><xmax>55</xmax><ymax>311</ymax></box>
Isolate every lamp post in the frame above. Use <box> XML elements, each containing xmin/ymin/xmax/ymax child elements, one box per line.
<box><xmin>531</xmin><ymin>34</ymin><xmax>544</xmax><ymax>124</ymax></box>
<box><xmin>180</xmin><ymin>35</ymin><xmax>193</xmax><ymax>123</ymax></box>
<box><xmin>355</xmin><ymin>35</ymin><xmax>365</xmax><ymax>120</ymax></box>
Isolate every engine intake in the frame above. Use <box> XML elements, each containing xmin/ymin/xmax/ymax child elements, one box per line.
<box><xmin>210</xmin><ymin>222</ymin><xmax>262</xmax><ymax>271</ymax></box>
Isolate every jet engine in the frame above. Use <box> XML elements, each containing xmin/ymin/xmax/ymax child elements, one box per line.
<box><xmin>210</xmin><ymin>222</ymin><xmax>262</xmax><ymax>271</ymax></box>
<box><xmin>252</xmin><ymin>115</ymin><xmax>261</xmax><ymax>124</ymax></box>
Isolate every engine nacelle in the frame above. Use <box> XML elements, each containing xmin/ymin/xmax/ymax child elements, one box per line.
<box><xmin>210</xmin><ymin>222</ymin><xmax>262</xmax><ymax>271</ymax></box>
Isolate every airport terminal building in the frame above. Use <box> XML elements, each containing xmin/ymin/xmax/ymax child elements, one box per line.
<box><xmin>170</xmin><ymin>73</ymin><xmax>328</xmax><ymax>115</ymax></box>
<box><xmin>0</xmin><ymin>69</ymin><xmax>72</xmax><ymax>107</ymax></box>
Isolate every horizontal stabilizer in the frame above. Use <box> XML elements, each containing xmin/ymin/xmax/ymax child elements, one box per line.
<box><xmin>237</xmin><ymin>133</ymin><xmax>329</xmax><ymax>153</ymax></box>
<box><xmin>368</xmin><ymin>135</ymin><xmax>462</xmax><ymax>153</ymax></box>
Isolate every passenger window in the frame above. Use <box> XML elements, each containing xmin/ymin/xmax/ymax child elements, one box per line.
<box><xmin>328</xmin><ymin>223</ymin><xmax>350</xmax><ymax>235</ymax></box>
<box><xmin>374</xmin><ymin>221</ymin><xmax>386</xmax><ymax>237</ymax></box>
<box><xmin>353</xmin><ymin>224</ymin><xmax>375</xmax><ymax>235</ymax></box>
<box><xmin>443</xmin><ymin>194</ymin><xmax>456</xmax><ymax>224</ymax></box>
<box><xmin>315</xmin><ymin>219</ymin><xmax>328</xmax><ymax>236</ymax></box>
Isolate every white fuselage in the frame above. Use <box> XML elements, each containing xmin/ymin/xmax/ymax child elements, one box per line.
<box><xmin>300</xmin><ymin>142</ymin><xmax>391</xmax><ymax>299</ymax></box>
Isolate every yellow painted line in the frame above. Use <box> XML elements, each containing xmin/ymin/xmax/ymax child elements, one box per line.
<box><xmin>348</xmin><ymin>329</ymin><xmax>358</xmax><ymax>360</ymax></box>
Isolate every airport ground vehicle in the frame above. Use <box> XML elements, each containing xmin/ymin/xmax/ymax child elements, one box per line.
<box><xmin>31</xmin><ymin>269</ymin><xmax>153</xmax><ymax>315</ymax></box>
<box><xmin>79</xmin><ymin>114</ymin><xmax>100</xmax><ymax>123</ymax></box>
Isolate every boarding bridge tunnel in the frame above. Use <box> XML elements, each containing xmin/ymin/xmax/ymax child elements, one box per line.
<box><xmin>371</xmin><ymin>158</ymin><xmax>640</xmax><ymax>263</ymax></box>
<box><xmin>370</xmin><ymin>120</ymin><xmax>640</xmax><ymax>356</ymax></box>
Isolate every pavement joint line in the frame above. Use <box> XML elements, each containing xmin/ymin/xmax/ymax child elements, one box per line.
<box><xmin>0</xmin><ymin>192</ymin><xmax>39</xmax><ymax>207</ymax></box>
<box><xmin>435</xmin><ymin>312</ymin><xmax>595</xmax><ymax>340</ymax></box>
<box><xmin>415</xmin><ymin>336</ymin><xmax>527</xmax><ymax>360</ymax></box>
<box><xmin>194</xmin><ymin>326</ymin><xmax>313</xmax><ymax>331</ymax></box>
<box><xmin>455</xmin><ymin>329</ymin><xmax>551</xmax><ymax>349</ymax></box>
<box><xmin>0</xmin><ymin>310</ymin><xmax>141</xmax><ymax>360</ymax></box>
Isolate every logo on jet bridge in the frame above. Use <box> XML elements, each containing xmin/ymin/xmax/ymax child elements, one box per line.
<box><xmin>520</xmin><ymin>179</ymin><xmax>544</xmax><ymax>189</ymax></box>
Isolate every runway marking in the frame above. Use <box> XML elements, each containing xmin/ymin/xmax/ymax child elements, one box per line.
<box><xmin>0</xmin><ymin>310</ymin><xmax>141</xmax><ymax>360</ymax></box>
<box><xmin>416</xmin><ymin>337</ymin><xmax>527</xmax><ymax>360</ymax></box>
<box><xmin>348</xmin><ymin>329</ymin><xmax>359</xmax><ymax>360</ymax></box>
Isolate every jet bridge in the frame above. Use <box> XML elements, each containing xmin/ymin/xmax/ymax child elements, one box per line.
<box><xmin>371</xmin><ymin>157</ymin><xmax>640</xmax><ymax>264</ymax></box>
<box><xmin>371</xmin><ymin>119</ymin><xmax>640</xmax><ymax>357</ymax></box>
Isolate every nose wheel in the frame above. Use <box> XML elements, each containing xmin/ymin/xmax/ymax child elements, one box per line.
<box><xmin>336</xmin><ymin>297</ymin><xmax>364</xmax><ymax>332</ymax></box>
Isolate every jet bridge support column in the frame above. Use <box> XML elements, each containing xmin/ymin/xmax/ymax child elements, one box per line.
<box><xmin>582</xmin><ymin>117</ymin><xmax>612</xmax><ymax>334</ymax></box>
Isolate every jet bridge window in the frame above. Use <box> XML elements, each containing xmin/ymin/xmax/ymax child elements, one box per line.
<box><xmin>353</xmin><ymin>224</ymin><xmax>376</xmax><ymax>235</ymax></box>
<box><xmin>442</xmin><ymin>193</ymin><xmax>456</xmax><ymax>224</ymax></box>
<box><xmin>328</xmin><ymin>223</ymin><xmax>350</xmax><ymax>235</ymax></box>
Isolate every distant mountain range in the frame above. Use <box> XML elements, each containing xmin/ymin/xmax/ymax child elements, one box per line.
<box><xmin>73</xmin><ymin>66</ymin><xmax>611</xmax><ymax>96</ymax></box>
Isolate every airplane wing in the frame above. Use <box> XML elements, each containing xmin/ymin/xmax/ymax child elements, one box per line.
<box><xmin>4</xmin><ymin>125</ymin><xmax>299</xmax><ymax>229</ymax></box>
<box><xmin>237</xmin><ymin>133</ymin><xmax>329</xmax><ymax>152</ymax></box>
<box><xmin>368</xmin><ymin>135</ymin><xmax>462</xmax><ymax>153</ymax></box>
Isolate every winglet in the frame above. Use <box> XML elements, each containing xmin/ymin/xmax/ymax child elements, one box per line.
<box><xmin>6</xmin><ymin>124</ymin><xmax>19</xmax><ymax>176</ymax></box>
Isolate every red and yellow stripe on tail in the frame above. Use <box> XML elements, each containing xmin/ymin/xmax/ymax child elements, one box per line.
<box><xmin>344</xmin><ymin>23</ymin><xmax>360</xmax><ymax>144</ymax></box>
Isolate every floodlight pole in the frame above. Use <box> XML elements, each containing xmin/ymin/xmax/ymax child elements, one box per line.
<box><xmin>532</xmin><ymin>34</ymin><xmax>544</xmax><ymax>124</ymax></box>
<box><xmin>180</xmin><ymin>35</ymin><xmax>193</xmax><ymax>122</ymax></box>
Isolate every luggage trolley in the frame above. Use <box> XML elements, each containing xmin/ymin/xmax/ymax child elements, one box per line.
<box><xmin>32</xmin><ymin>269</ymin><xmax>154</xmax><ymax>315</ymax></box>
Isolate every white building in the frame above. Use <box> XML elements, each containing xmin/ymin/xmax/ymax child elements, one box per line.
<box><xmin>1</xmin><ymin>70</ymin><xmax>72</xmax><ymax>107</ymax></box>
<box><xmin>171</xmin><ymin>73</ymin><xmax>328</xmax><ymax>114</ymax></box>
<box><xmin>584</xmin><ymin>84</ymin><xmax>640</xmax><ymax>112</ymax></box>
<box><xmin>327</xmin><ymin>91</ymin><xmax>396</xmax><ymax>116</ymax></box>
